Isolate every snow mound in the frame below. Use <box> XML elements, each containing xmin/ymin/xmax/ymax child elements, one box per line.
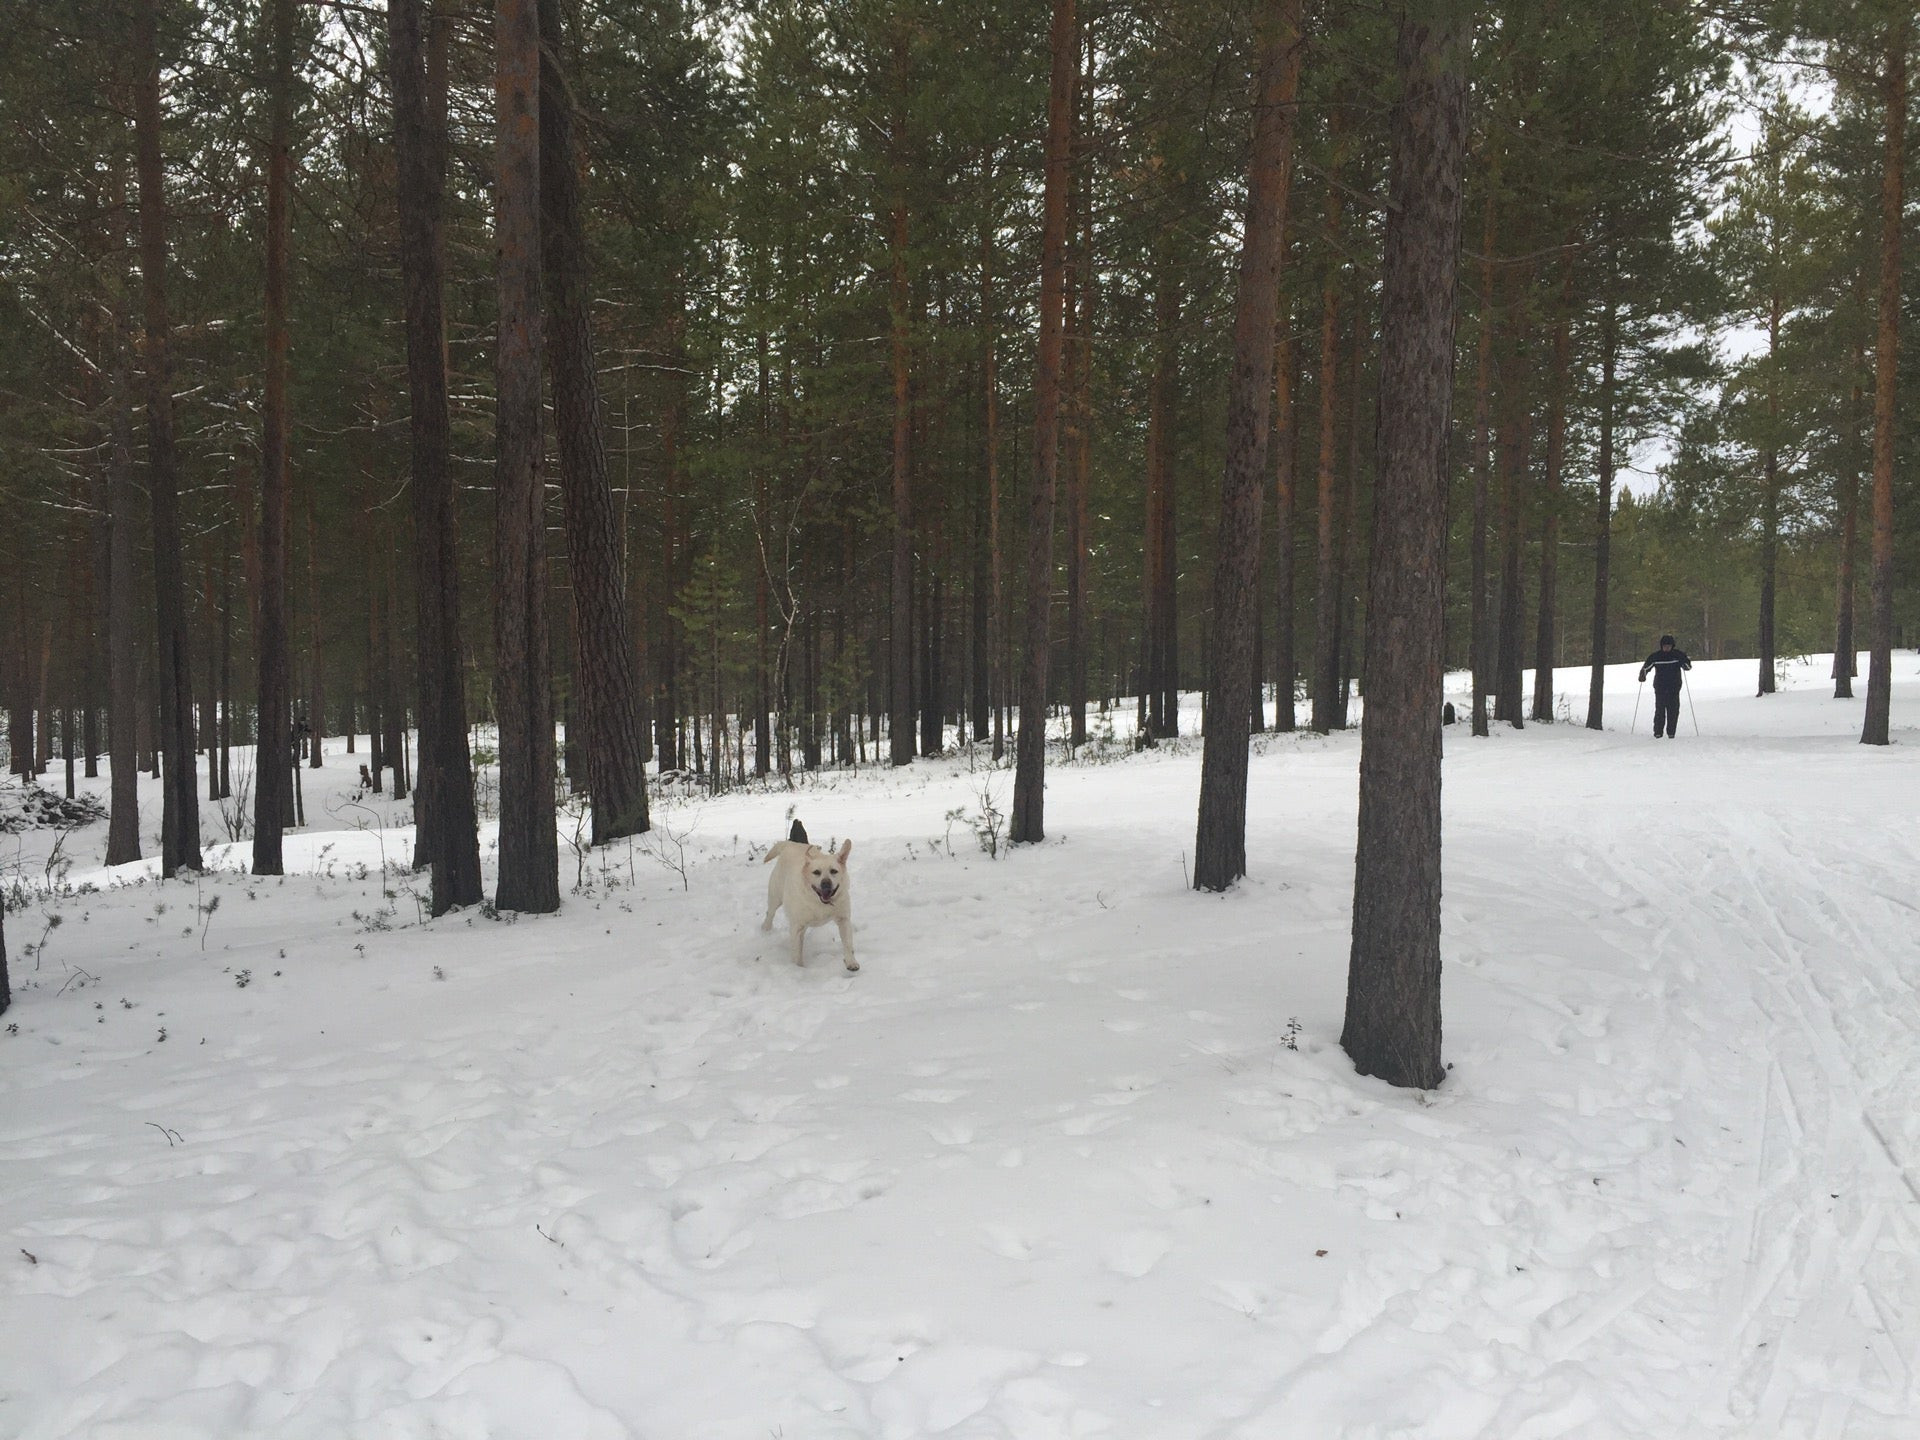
<box><xmin>0</xmin><ymin>782</ymin><xmax>107</xmax><ymax>833</ymax></box>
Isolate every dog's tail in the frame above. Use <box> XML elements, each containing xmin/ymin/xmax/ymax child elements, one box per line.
<box><xmin>789</xmin><ymin>819</ymin><xmax>807</xmax><ymax>844</ymax></box>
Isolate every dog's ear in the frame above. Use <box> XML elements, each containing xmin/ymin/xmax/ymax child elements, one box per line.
<box><xmin>789</xmin><ymin>819</ymin><xmax>808</xmax><ymax>843</ymax></box>
<box><xmin>835</xmin><ymin>838</ymin><xmax>852</xmax><ymax>863</ymax></box>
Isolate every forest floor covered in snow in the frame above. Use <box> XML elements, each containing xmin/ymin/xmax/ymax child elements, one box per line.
<box><xmin>3</xmin><ymin>653</ymin><xmax>1918</xmax><ymax>1439</ymax></box>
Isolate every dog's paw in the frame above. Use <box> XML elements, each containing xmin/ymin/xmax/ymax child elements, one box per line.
<box><xmin>843</xmin><ymin>958</ymin><xmax>860</xmax><ymax>973</ymax></box>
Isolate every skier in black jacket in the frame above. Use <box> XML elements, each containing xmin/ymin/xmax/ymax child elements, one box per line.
<box><xmin>1637</xmin><ymin>634</ymin><xmax>1692</xmax><ymax>738</ymax></box>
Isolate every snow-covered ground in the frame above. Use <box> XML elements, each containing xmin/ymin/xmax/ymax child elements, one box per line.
<box><xmin>3</xmin><ymin>653</ymin><xmax>1916</xmax><ymax>1439</ymax></box>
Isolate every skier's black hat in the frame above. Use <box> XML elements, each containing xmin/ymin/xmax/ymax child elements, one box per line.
<box><xmin>1659</xmin><ymin>634</ymin><xmax>1675</xmax><ymax>646</ymax></box>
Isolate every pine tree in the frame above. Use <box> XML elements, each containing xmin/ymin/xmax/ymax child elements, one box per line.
<box><xmin>1343</xmin><ymin>0</ymin><xmax>1469</xmax><ymax>1093</ymax></box>
<box><xmin>132</xmin><ymin>0</ymin><xmax>202</xmax><ymax>877</ymax></box>
<box><xmin>493</xmin><ymin>0</ymin><xmax>559</xmax><ymax>912</ymax></box>
<box><xmin>1861</xmin><ymin>16</ymin><xmax>1905</xmax><ymax>747</ymax></box>
<box><xmin>1010</xmin><ymin>0</ymin><xmax>1076</xmax><ymax>845</ymax></box>
<box><xmin>1193</xmin><ymin>0</ymin><xmax>1303</xmax><ymax>891</ymax></box>
<box><xmin>252</xmin><ymin>0</ymin><xmax>296</xmax><ymax>876</ymax></box>
<box><xmin>388</xmin><ymin>0</ymin><xmax>482</xmax><ymax>914</ymax></box>
<box><xmin>540</xmin><ymin>0</ymin><xmax>648</xmax><ymax>843</ymax></box>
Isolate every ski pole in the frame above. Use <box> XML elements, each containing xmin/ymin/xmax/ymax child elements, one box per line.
<box><xmin>1684</xmin><ymin>671</ymin><xmax>1699</xmax><ymax>735</ymax></box>
<box><xmin>1631</xmin><ymin>677</ymin><xmax>1644</xmax><ymax>734</ymax></box>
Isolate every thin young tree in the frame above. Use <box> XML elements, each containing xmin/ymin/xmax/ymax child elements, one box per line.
<box><xmin>1064</xmin><ymin>34</ymin><xmax>1095</xmax><ymax>748</ymax></box>
<box><xmin>388</xmin><ymin>0</ymin><xmax>483</xmax><ymax>913</ymax></box>
<box><xmin>1584</xmin><ymin>299</ymin><xmax>1618</xmax><ymax>729</ymax></box>
<box><xmin>132</xmin><ymin>0</ymin><xmax>202</xmax><ymax>877</ymax></box>
<box><xmin>1862</xmin><ymin>17</ymin><xmax>1904</xmax><ymax>748</ymax></box>
<box><xmin>1193</xmin><ymin>0</ymin><xmax>1303</xmax><ymax>891</ymax></box>
<box><xmin>1467</xmin><ymin>179</ymin><xmax>1495</xmax><ymax>737</ymax></box>
<box><xmin>539</xmin><ymin>0</ymin><xmax>648</xmax><ymax>843</ymax></box>
<box><xmin>888</xmin><ymin>31</ymin><xmax>915</xmax><ymax>767</ymax></box>
<box><xmin>1491</xmin><ymin>284</ymin><xmax>1529</xmax><ymax>730</ymax></box>
<box><xmin>252</xmin><ymin>0</ymin><xmax>296</xmax><ymax>876</ymax></box>
<box><xmin>1010</xmin><ymin>0</ymin><xmax>1076</xmax><ymax>844</ymax></box>
<box><xmin>1309</xmin><ymin>118</ymin><xmax>1347</xmax><ymax>734</ymax></box>
<box><xmin>1529</xmin><ymin>250</ymin><xmax>1575</xmax><ymax>723</ymax></box>
<box><xmin>982</xmin><ymin>214</ymin><xmax>1006</xmax><ymax>761</ymax></box>
<box><xmin>1834</xmin><ymin>347</ymin><xmax>1864</xmax><ymax>697</ymax></box>
<box><xmin>1714</xmin><ymin>107</ymin><xmax>1815</xmax><ymax>701</ymax></box>
<box><xmin>493</xmin><ymin>0</ymin><xmax>559</xmax><ymax>912</ymax></box>
<box><xmin>1272</xmin><ymin>322</ymin><xmax>1299</xmax><ymax>732</ymax></box>
<box><xmin>1343</xmin><ymin>0</ymin><xmax>1469</xmax><ymax>1092</ymax></box>
<box><xmin>1141</xmin><ymin>251</ymin><xmax>1181</xmax><ymax>739</ymax></box>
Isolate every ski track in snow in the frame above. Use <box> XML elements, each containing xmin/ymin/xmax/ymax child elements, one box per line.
<box><xmin>1</xmin><ymin>654</ymin><xmax>1917</xmax><ymax>1438</ymax></box>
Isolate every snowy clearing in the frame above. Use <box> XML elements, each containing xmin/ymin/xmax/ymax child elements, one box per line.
<box><xmin>3</xmin><ymin>654</ymin><xmax>1918</xmax><ymax>1439</ymax></box>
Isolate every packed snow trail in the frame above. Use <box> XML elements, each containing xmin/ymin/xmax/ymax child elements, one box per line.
<box><xmin>1</xmin><ymin>654</ymin><xmax>1915</xmax><ymax>1437</ymax></box>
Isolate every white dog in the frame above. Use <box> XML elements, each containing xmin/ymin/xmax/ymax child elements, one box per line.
<box><xmin>762</xmin><ymin>821</ymin><xmax>857</xmax><ymax>972</ymax></box>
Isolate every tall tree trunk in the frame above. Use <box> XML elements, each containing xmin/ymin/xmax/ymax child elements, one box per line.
<box><xmin>307</xmin><ymin>477</ymin><xmax>325</xmax><ymax>765</ymax></box>
<box><xmin>199</xmin><ymin>550</ymin><xmax>220</xmax><ymax>800</ymax></box>
<box><xmin>1065</xmin><ymin>43</ymin><xmax>1094</xmax><ymax>749</ymax></box>
<box><xmin>1143</xmin><ymin>256</ymin><xmax>1181</xmax><ymax>739</ymax></box>
<box><xmin>252</xmin><ymin>0</ymin><xmax>295</xmax><ymax>873</ymax></box>
<box><xmin>1492</xmin><ymin>286</ymin><xmax>1529</xmax><ymax>729</ymax></box>
<box><xmin>1332</xmin><ymin>307</ymin><xmax>1367</xmax><ymax>728</ymax></box>
<box><xmin>982</xmin><ymin>218</ymin><xmax>1005</xmax><ymax>762</ymax></box>
<box><xmin>1343</xmin><ymin>2</ymin><xmax>1468</xmax><ymax>1093</ymax></box>
<box><xmin>920</xmin><ymin>568</ymin><xmax>943</xmax><ymax>754</ymax></box>
<box><xmin>389</xmin><ymin>0</ymin><xmax>482</xmax><ymax>910</ymax></box>
<box><xmin>1468</xmin><ymin>177</ymin><xmax>1496</xmax><ymax>736</ymax></box>
<box><xmin>64</xmin><ymin>534</ymin><xmax>79</xmax><ymax>801</ymax></box>
<box><xmin>540</xmin><ymin>0</ymin><xmax>648</xmax><ymax>842</ymax></box>
<box><xmin>1834</xmin><ymin>353</ymin><xmax>1864</xmax><ymax>698</ymax></box>
<box><xmin>887</xmin><ymin>34</ymin><xmax>916</xmax><ymax>767</ymax></box>
<box><xmin>36</xmin><ymin>626</ymin><xmax>53</xmax><ymax>777</ymax></box>
<box><xmin>1530</xmin><ymin>252</ymin><xmax>1574</xmax><ymax>723</ymax></box>
<box><xmin>1310</xmin><ymin>126</ymin><xmax>1346</xmax><ymax>734</ymax></box>
<box><xmin>105</xmin><ymin>277</ymin><xmax>142</xmax><ymax>865</ymax></box>
<box><xmin>382</xmin><ymin>541</ymin><xmax>410</xmax><ymax>803</ymax></box>
<box><xmin>133</xmin><ymin>0</ymin><xmax>202</xmax><ymax>876</ymax></box>
<box><xmin>1010</xmin><ymin>0</ymin><xmax>1076</xmax><ymax>844</ymax></box>
<box><xmin>219</xmin><ymin>547</ymin><xmax>233</xmax><ymax>798</ymax></box>
<box><xmin>1757</xmin><ymin>290</ymin><xmax>1781</xmax><ymax>697</ymax></box>
<box><xmin>1272</xmin><ymin>321</ymin><xmax>1298</xmax><ymax>731</ymax></box>
<box><xmin>84</xmin><ymin>476</ymin><xmax>102</xmax><ymax>784</ymax></box>
<box><xmin>655</xmin><ymin>301</ymin><xmax>686</xmax><ymax>773</ymax></box>
<box><xmin>1585</xmin><ymin>304</ymin><xmax>1618</xmax><ymax>730</ymax></box>
<box><xmin>1863</xmin><ymin>20</ymin><xmax>1905</xmax><ymax>746</ymax></box>
<box><xmin>492</xmin><ymin>0</ymin><xmax>558</xmax><ymax>912</ymax></box>
<box><xmin>971</xmin><ymin>349</ymin><xmax>991</xmax><ymax>745</ymax></box>
<box><xmin>84</xmin><ymin>640</ymin><xmax>100</xmax><ymax>781</ymax></box>
<box><xmin>366</xmin><ymin>488</ymin><xmax>386</xmax><ymax>793</ymax></box>
<box><xmin>753</xmin><ymin>328</ymin><xmax>772</xmax><ymax>775</ymax></box>
<box><xmin>1194</xmin><ymin>0</ymin><xmax>1302</xmax><ymax>891</ymax></box>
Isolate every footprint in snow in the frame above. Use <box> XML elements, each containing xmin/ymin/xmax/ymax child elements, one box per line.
<box><xmin>924</xmin><ymin>1115</ymin><xmax>976</xmax><ymax>1147</ymax></box>
<box><xmin>983</xmin><ymin>1224</ymin><xmax>1035</xmax><ymax>1260</ymax></box>
<box><xmin>1059</xmin><ymin>1111</ymin><xmax>1127</xmax><ymax>1137</ymax></box>
<box><xmin>1103</xmin><ymin>1229</ymin><xmax>1172</xmax><ymax>1278</ymax></box>
<box><xmin>1092</xmin><ymin>1075</ymin><xmax>1159</xmax><ymax>1106</ymax></box>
